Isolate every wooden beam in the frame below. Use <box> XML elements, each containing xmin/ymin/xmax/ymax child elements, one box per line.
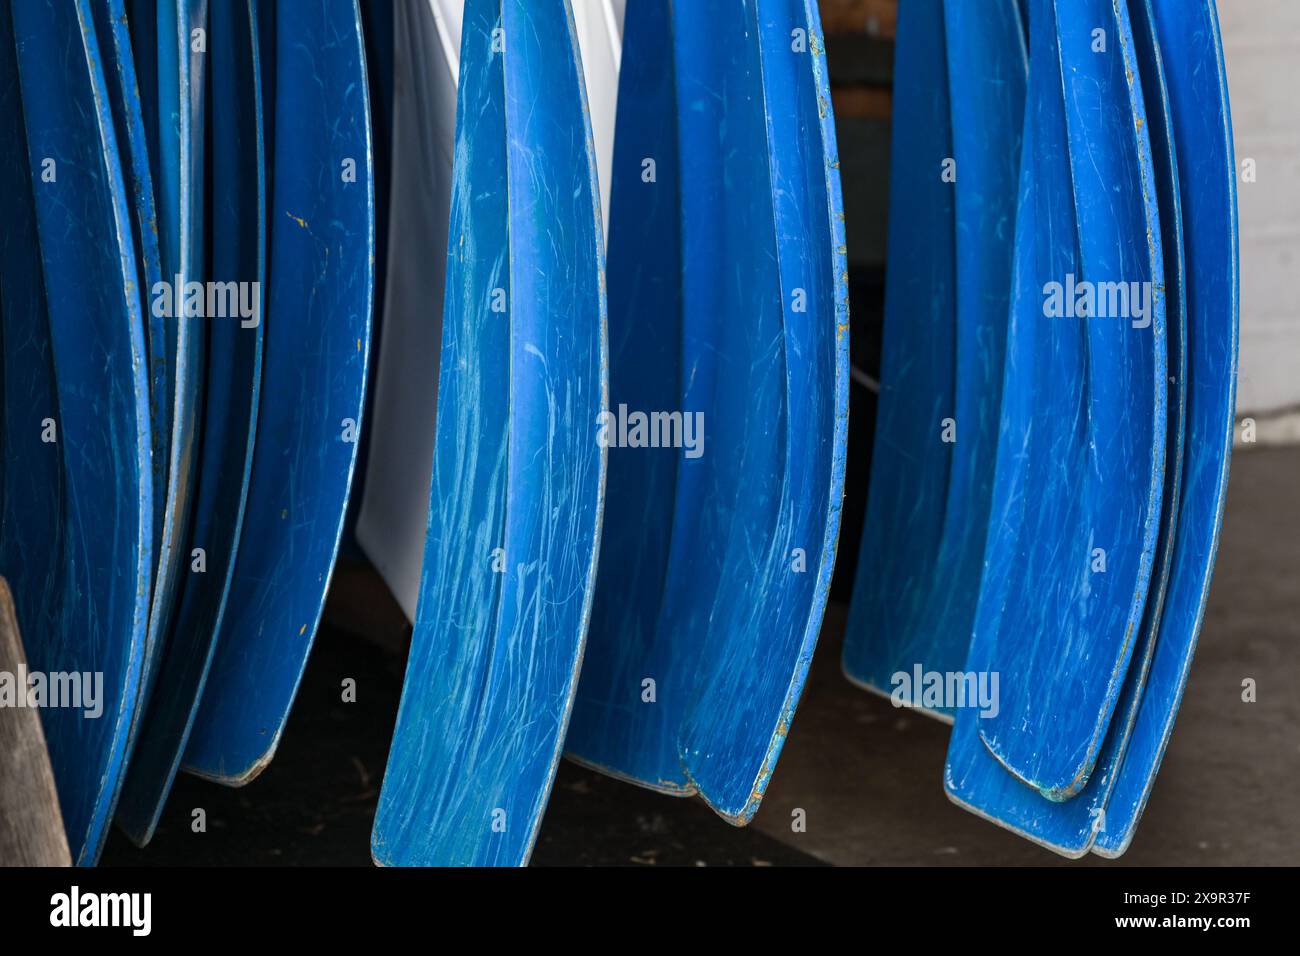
<box><xmin>0</xmin><ymin>577</ymin><xmax>71</xmax><ymax>866</ymax></box>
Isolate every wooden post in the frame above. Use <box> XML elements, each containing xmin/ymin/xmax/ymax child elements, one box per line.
<box><xmin>0</xmin><ymin>577</ymin><xmax>71</xmax><ymax>866</ymax></box>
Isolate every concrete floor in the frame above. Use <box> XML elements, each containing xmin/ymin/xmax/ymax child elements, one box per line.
<box><xmin>748</xmin><ymin>443</ymin><xmax>1300</xmax><ymax>865</ymax></box>
<box><xmin>103</xmin><ymin>445</ymin><xmax>1300</xmax><ymax>866</ymax></box>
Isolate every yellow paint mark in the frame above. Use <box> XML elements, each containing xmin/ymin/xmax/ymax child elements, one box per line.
<box><xmin>299</xmin><ymin>624</ymin><xmax>307</xmax><ymax>636</ymax></box>
<box><xmin>286</xmin><ymin>211</ymin><xmax>309</xmax><ymax>230</ymax></box>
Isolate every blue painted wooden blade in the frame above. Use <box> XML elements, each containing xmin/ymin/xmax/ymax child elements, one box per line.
<box><xmin>0</xmin><ymin>0</ymin><xmax>66</xmax><ymax>863</ymax></box>
<box><xmin>841</xmin><ymin>0</ymin><xmax>955</xmax><ymax>714</ymax></box>
<box><xmin>946</xmin><ymin>0</ymin><xmax>1064</xmax><ymax>845</ymax></box>
<box><xmin>182</xmin><ymin>0</ymin><xmax>372</xmax><ymax>784</ymax></box>
<box><xmin>94</xmin><ymin>0</ymin><xmax>168</xmax><ymax>567</ymax></box>
<box><xmin>125</xmin><ymin>0</ymin><xmax>168</xmax><ymax>449</ymax></box>
<box><xmin>943</xmin><ymin>0</ymin><xmax>1187</xmax><ymax>856</ymax></box>
<box><xmin>1095</xmin><ymin>0</ymin><xmax>1238</xmax><ymax>858</ymax></box>
<box><xmin>567</xmin><ymin>0</ymin><xmax>846</xmax><ymax>818</ymax></box>
<box><xmin>0</xmin><ymin>1</ymin><xmax>62</xmax><ymax>668</ymax></box>
<box><xmin>132</xmin><ymin>0</ymin><xmax>207</xmax><ymax>746</ymax></box>
<box><xmin>916</xmin><ymin>0</ymin><xmax>1026</xmax><ymax>714</ymax></box>
<box><xmin>3</xmin><ymin>0</ymin><xmax>154</xmax><ymax>865</ymax></box>
<box><xmin>126</xmin><ymin>0</ymin><xmax>159</xmax><ymax>177</ymax></box>
<box><xmin>371</xmin><ymin>0</ymin><xmax>605</xmax><ymax>867</ymax></box>
<box><xmin>116</xmin><ymin>0</ymin><xmax>266</xmax><ymax>845</ymax></box>
<box><xmin>843</xmin><ymin>0</ymin><xmax>1024</xmax><ymax>720</ymax></box>
<box><xmin>975</xmin><ymin>0</ymin><xmax>1167</xmax><ymax>799</ymax></box>
<box><xmin>563</xmin><ymin>0</ymin><xmax>686</xmax><ymax>795</ymax></box>
<box><xmin>675</xmin><ymin>0</ymin><xmax>848</xmax><ymax>822</ymax></box>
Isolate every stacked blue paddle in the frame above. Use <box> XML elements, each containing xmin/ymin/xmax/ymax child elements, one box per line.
<box><xmin>562</xmin><ymin>0</ymin><xmax>848</xmax><ymax>827</ymax></box>
<box><xmin>370</xmin><ymin>0</ymin><xmax>849</xmax><ymax>866</ymax></box>
<box><xmin>846</xmin><ymin>0</ymin><xmax>1237</xmax><ymax>857</ymax></box>
<box><xmin>0</xmin><ymin>0</ymin><xmax>373</xmax><ymax>864</ymax></box>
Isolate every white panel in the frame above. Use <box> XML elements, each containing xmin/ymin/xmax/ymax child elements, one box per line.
<box><xmin>356</xmin><ymin>0</ymin><xmax>624</xmax><ymax>619</ymax></box>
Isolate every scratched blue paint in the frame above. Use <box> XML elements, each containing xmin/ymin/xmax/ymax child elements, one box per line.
<box><xmin>676</xmin><ymin>0</ymin><xmax>848</xmax><ymax>822</ymax></box>
<box><xmin>126</xmin><ymin>0</ymin><xmax>159</xmax><ymax>189</ymax></box>
<box><xmin>1095</xmin><ymin>0</ymin><xmax>1237</xmax><ymax>857</ymax></box>
<box><xmin>975</xmin><ymin>0</ymin><xmax>1167</xmax><ymax>799</ymax></box>
<box><xmin>3</xmin><ymin>0</ymin><xmax>153</xmax><ymax>865</ymax></box>
<box><xmin>94</xmin><ymin>0</ymin><xmax>167</xmax><ymax>568</ymax></box>
<box><xmin>116</xmin><ymin>0</ymin><xmax>265</xmax><ymax>845</ymax></box>
<box><xmin>944</xmin><ymin>0</ymin><xmax>1187</xmax><ymax>857</ymax></box>
<box><xmin>371</xmin><ymin>0</ymin><xmax>606</xmax><ymax>867</ymax></box>
<box><xmin>566</xmin><ymin>0</ymin><xmax>846</xmax><ymax>820</ymax></box>
<box><xmin>0</xmin><ymin>1</ymin><xmax>62</xmax><ymax>688</ymax></box>
<box><xmin>564</xmin><ymin>0</ymin><xmax>686</xmax><ymax>795</ymax></box>
<box><xmin>183</xmin><ymin>0</ymin><xmax>373</xmax><ymax>785</ymax></box>
<box><xmin>843</xmin><ymin>0</ymin><xmax>1024</xmax><ymax>720</ymax></box>
<box><xmin>0</xmin><ymin>0</ymin><xmax>66</xmax><ymax>861</ymax></box>
<box><xmin>125</xmin><ymin>1</ymin><xmax>168</xmax><ymax>479</ymax></box>
<box><xmin>132</xmin><ymin>0</ymin><xmax>208</xmax><ymax>749</ymax></box>
<box><xmin>841</xmin><ymin>0</ymin><xmax>956</xmax><ymax>717</ymax></box>
<box><xmin>946</xmin><ymin>0</ymin><xmax>1080</xmax><ymax>847</ymax></box>
<box><xmin>1103</xmin><ymin>0</ymin><xmax>1189</xmax><ymax>819</ymax></box>
<box><xmin>372</xmin><ymin>0</ymin><xmax>514</xmax><ymax>861</ymax></box>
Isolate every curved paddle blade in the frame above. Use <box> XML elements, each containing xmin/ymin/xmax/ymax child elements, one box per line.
<box><xmin>6</xmin><ymin>0</ymin><xmax>154</xmax><ymax>865</ymax></box>
<box><xmin>676</xmin><ymin>0</ymin><xmax>849</xmax><ymax>822</ymax></box>
<box><xmin>944</xmin><ymin>0</ymin><xmax>1188</xmax><ymax>856</ymax></box>
<box><xmin>1095</xmin><ymin>0</ymin><xmax>1238</xmax><ymax>857</ymax></box>
<box><xmin>183</xmin><ymin>0</ymin><xmax>373</xmax><ymax>785</ymax></box>
<box><xmin>845</xmin><ymin>0</ymin><xmax>1026</xmax><ymax>719</ymax></box>
<box><xmin>567</xmin><ymin>0</ymin><xmax>848</xmax><ymax>822</ymax></box>
<box><xmin>95</xmin><ymin>0</ymin><xmax>168</xmax><ymax>568</ymax></box>
<box><xmin>371</xmin><ymin>0</ymin><xmax>606</xmax><ymax>867</ymax></box>
<box><xmin>563</xmin><ymin>0</ymin><xmax>689</xmax><ymax>796</ymax></box>
<box><xmin>353</xmin><ymin>0</ymin><xmax>623</xmax><ymax>623</ymax></box>
<box><xmin>841</xmin><ymin>0</ymin><xmax>957</xmax><ymax>713</ymax></box>
<box><xmin>125</xmin><ymin>1</ymin><xmax>208</xmax><ymax>732</ymax></box>
<box><xmin>974</xmin><ymin>0</ymin><xmax>1167</xmax><ymax>799</ymax></box>
<box><xmin>116</xmin><ymin>0</ymin><xmax>266</xmax><ymax>845</ymax></box>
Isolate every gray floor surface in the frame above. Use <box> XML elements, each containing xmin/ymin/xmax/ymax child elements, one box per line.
<box><xmin>102</xmin><ymin>445</ymin><xmax>1298</xmax><ymax>866</ymax></box>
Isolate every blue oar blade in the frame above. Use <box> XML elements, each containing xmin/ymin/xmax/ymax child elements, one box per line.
<box><xmin>977</xmin><ymin>0</ymin><xmax>1167</xmax><ymax>798</ymax></box>
<box><xmin>1096</xmin><ymin>0</ymin><xmax>1238</xmax><ymax>857</ymax></box>
<box><xmin>132</xmin><ymin>0</ymin><xmax>207</xmax><ymax>750</ymax></box>
<box><xmin>900</xmin><ymin>0</ymin><xmax>1026</xmax><ymax>715</ymax></box>
<box><xmin>676</xmin><ymin>0</ymin><xmax>848</xmax><ymax>823</ymax></box>
<box><xmin>5</xmin><ymin>0</ymin><xmax>154</xmax><ymax>865</ymax></box>
<box><xmin>845</xmin><ymin>0</ymin><xmax>1025</xmax><ymax>719</ymax></box>
<box><xmin>842</xmin><ymin>0</ymin><xmax>956</xmax><ymax>705</ymax></box>
<box><xmin>183</xmin><ymin>0</ymin><xmax>373</xmax><ymax>784</ymax></box>
<box><xmin>563</xmin><ymin>0</ymin><xmax>690</xmax><ymax>795</ymax></box>
<box><xmin>943</xmin><ymin>0</ymin><xmax>1187</xmax><ymax>856</ymax></box>
<box><xmin>371</xmin><ymin>0</ymin><xmax>606</xmax><ymax>867</ymax></box>
<box><xmin>372</xmin><ymin>0</ymin><xmax>512</xmax><ymax>864</ymax></box>
<box><xmin>94</xmin><ymin>0</ymin><xmax>168</xmax><ymax>564</ymax></box>
<box><xmin>946</xmin><ymin>0</ymin><xmax>1091</xmax><ymax>849</ymax></box>
<box><xmin>0</xmin><ymin>3</ymin><xmax>63</xmax><ymax>696</ymax></box>
<box><xmin>116</xmin><ymin>0</ymin><xmax>266</xmax><ymax>845</ymax></box>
